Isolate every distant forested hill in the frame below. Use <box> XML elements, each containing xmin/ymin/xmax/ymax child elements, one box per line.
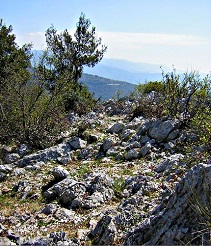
<box><xmin>79</xmin><ymin>73</ymin><xmax>136</xmax><ymax>100</ymax></box>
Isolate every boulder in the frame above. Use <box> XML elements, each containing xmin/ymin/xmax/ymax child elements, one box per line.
<box><xmin>149</xmin><ymin>119</ymin><xmax>179</xmax><ymax>142</ymax></box>
<box><xmin>124</xmin><ymin>163</ymin><xmax>211</xmax><ymax>245</ymax></box>
<box><xmin>5</xmin><ymin>153</ymin><xmax>20</xmax><ymax>164</ymax></box>
<box><xmin>107</xmin><ymin>123</ymin><xmax>125</xmax><ymax>134</ymax></box>
<box><xmin>17</xmin><ymin>142</ymin><xmax>72</xmax><ymax>167</ymax></box>
<box><xmin>140</xmin><ymin>142</ymin><xmax>152</xmax><ymax>156</ymax></box>
<box><xmin>52</xmin><ymin>166</ymin><xmax>70</xmax><ymax>180</ymax></box>
<box><xmin>125</xmin><ymin>149</ymin><xmax>139</xmax><ymax>161</ymax></box>
<box><xmin>68</xmin><ymin>137</ymin><xmax>87</xmax><ymax>150</ymax></box>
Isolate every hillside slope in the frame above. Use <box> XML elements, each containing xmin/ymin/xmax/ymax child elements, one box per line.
<box><xmin>0</xmin><ymin>100</ymin><xmax>210</xmax><ymax>245</ymax></box>
<box><xmin>79</xmin><ymin>73</ymin><xmax>136</xmax><ymax>100</ymax></box>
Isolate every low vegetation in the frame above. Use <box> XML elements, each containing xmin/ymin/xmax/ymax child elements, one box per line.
<box><xmin>0</xmin><ymin>14</ymin><xmax>107</xmax><ymax>149</ymax></box>
<box><xmin>0</xmin><ymin>14</ymin><xmax>211</xmax><ymax>245</ymax></box>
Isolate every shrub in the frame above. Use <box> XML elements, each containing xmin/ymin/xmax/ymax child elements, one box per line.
<box><xmin>0</xmin><ymin>15</ymin><xmax>106</xmax><ymax>148</ymax></box>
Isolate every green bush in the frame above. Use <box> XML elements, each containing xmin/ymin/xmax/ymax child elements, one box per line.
<box><xmin>0</xmin><ymin>15</ymin><xmax>106</xmax><ymax>148</ymax></box>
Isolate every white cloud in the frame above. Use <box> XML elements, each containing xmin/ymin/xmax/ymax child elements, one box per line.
<box><xmin>99</xmin><ymin>31</ymin><xmax>210</xmax><ymax>46</ymax></box>
<box><xmin>15</xmin><ymin>31</ymin><xmax>211</xmax><ymax>73</ymax></box>
<box><xmin>16</xmin><ymin>32</ymin><xmax>46</xmax><ymax>49</ymax></box>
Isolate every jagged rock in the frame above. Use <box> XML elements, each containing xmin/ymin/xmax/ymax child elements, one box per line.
<box><xmin>137</xmin><ymin>119</ymin><xmax>152</xmax><ymax>135</ymax></box>
<box><xmin>53</xmin><ymin>207</ymin><xmax>79</xmax><ymax>223</ymax></box>
<box><xmin>41</xmin><ymin>203</ymin><xmax>59</xmax><ymax>215</ymax></box>
<box><xmin>0</xmin><ymin>164</ymin><xmax>13</xmax><ymax>173</ymax></box>
<box><xmin>78</xmin><ymin>146</ymin><xmax>94</xmax><ymax>159</ymax></box>
<box><xmin>5</xmin><ymin>153</ymin><xmax>20</xmax><ymax>164</ymax></box>
<box><xmin>124</xmin><ymin>174</ymin><xmax>156</xmax><ymax>196</ymax></box>
<box><xmin>149</xmin><ymin>119</ymin><xmax>179</xmax><ymax>142</ymax></box>
<box><xmin>43</xmin><ymin>178</ymin><xmax>85</xmax><ymax>202</ymax></box>
<box><xmin>124</xmin><ymin>163</ymin><xmax>211</xmax><ymax>245</ymax></box>
<box><xmin>43</xmin><ymin>173</ymin><xmax>114</xmax><ymax>209</ymax></box>
<box><xmin>82</xmin><ymin>173</ymin><xmax>114</xmax><ymax>208</ymax></box>
<box><xmin>121</xmin><ymin>129</ymin><xmax>136</xmax><ymax>141</ymax></box>
<box><xmin>125</xmin><ymin>141</ymin><xmax>141</xmax><ymax>150</ymax></box>
<box><xmin>16</xmin><ymin>144</ymin><xmax>30</xmax><ymax>157</ymax></box>
<box><xmin>17</xmin><ymin>142</ymin><xmax>71</xmax><ymax>167</ymax></box>
<box><xmin>90</xmin><ymin>210</ymin><xmax>118</xmax><ymax>245</ymax></box>
<box><xmin>127</xmin><ymin>117</ymin><xmax>145</xmax><ymax>130</ymax></box>
<box><xmin>60</xmin><ymin>182</ymin><xmax>86</xmax><ymax>207</ymax></box>
<box><xmin>107</xmin><ymin>123</ymin><xmax>125</xmax><ymax>134</ymax></box>
<box><xmin>52</xmin><ymin>166</ymin><xmax>70</xmax><ymax>180</ymax></box>
<box><xmin>22</xmin><ymin>232</ymin><xmax>79</xmax><ymax>246</ymax></box>
<box><xmin>125</xmin><ymin>149</ymin><xmax>139</xmax><ymax>160</ymax></box>
<box><xmin>68</xmin><ymin>137</ymin><xmax>87</xmax><ymax>150</ymax></box>
<box><xmin>57</xmin><ymin>152</ymin><xmax>72</xmax><ymax>164</ymax></box>
<box><xmin>154</xmin><ymin>153</ymin><xmax>184</xmax><ymax>173</ymax></box>
<box><xmin>101</xmin><ymin>139</ymin><xmax>113</xmax><ymax>153</ymax></box>
<box><xmin>166</xmin><ymin>129</ymin><xmax>180</xmax><ymax>141</ymax></box>
<box><xmin>140</xmin><ymin>135</ymin><xmax>151</xmax><ymax>144</ymax></box>
<box><xmin>140</xmin><ymin>142</ymin><xmax>152</xmax><ymax>156</ymax></box>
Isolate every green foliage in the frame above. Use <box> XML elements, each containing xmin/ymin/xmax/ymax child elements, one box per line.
<box><xmin>0</xmin><ymin>15</ymin><xmax>106</xmax><ymax>148</ymax></box>
<box><xmin>131</xmin><ymin>69</ymin><xmax>211</xmax><ymax>157</ymax></box>
<box><xmin>131</xmin><ymin>81</ymin><xmax>163</xmax><ymax>118</ymax></box>
<box><xmin>159</xmin><ymin>69</ymin><xmax>211</xmax><ymax>122</ymax></box>
<box><xmin>113</xmin><ymin>177</ymin><xmax>125</xmax><ymax>198</ymax></box>
<box><xmin>38</xmin><ymin>13</ymin><xmax>107</xmax><ymax>114</ymax></box>
<box><xmin>135</xmin><ymin>81</ymin><xmax>163</xmax><ymax>95</ymax></box>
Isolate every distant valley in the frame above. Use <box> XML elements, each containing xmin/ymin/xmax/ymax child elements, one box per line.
<box><xmin>79</xmin><ymin>73</ymin><xmax>136</xmax><ymax>100</ymax></box>
<box><xmin>31</xmin><ymin>51</ymin><xmax>173</xmax><ymax>99</ymax></box>
<box><xmin>83</xmin><ymin>58</ymin><xmax>172</xmax><ymax>84</ymax></box>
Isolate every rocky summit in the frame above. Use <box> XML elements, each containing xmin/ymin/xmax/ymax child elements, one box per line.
<box><xmin>0</xmin><ymin>99</ymin><xmax>210</xmax><ymax>245</ymax></box>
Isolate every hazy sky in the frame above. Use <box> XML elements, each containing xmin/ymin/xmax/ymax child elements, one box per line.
<box><xmin>1</xmin><ymin>0</ymin><xmax>211</xmax><ymax>73</ymax></box>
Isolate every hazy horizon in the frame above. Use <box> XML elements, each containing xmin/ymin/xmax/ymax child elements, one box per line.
<box><xmin>1</xmin><ymin>0</ymin><xmax>211</xmax><ymax>73</ymax></box>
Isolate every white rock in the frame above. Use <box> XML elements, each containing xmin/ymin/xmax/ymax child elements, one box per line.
<box><xmin>52</xmin><ymin>166</ymin><xmax>70</xmax><ymax>180</ymax></box>
<box><xmin>68</xmin><ymin>137</ymin><xmax>87</xmax><ymax>150</ymax></box>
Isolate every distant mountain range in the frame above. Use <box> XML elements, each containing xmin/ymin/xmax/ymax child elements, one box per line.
<box><xmin>79</xmin><ymin>73</ymin><xmax>136</xmax><ymax>100</ymax></box>
<box><xmin>32</xmin><ymin>50</ymin><xmax>172</xmax><ymax>84</ymax></box>
<box><xmin>31</xmin><ymin>50</ymin><xmax>175</xmax><ymax>99</ymax></box>
<box><xmin>84</xmin><ymin>58</ymin><xmax>172</xmax><ymax>84</ymax></box>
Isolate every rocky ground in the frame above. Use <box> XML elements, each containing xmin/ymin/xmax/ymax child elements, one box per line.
<box><xmin>0</xmin><ymin>99</ymin><xmax>210</xmax><ymax>245</ymax></box>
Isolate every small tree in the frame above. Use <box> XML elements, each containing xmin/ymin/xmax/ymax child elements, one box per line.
<box><xmin>0</xmin><ymin>15</ymin><xmax>107</xmax><ymax>148</ymax></box>
<box><xmin>0</xmin><ymin>19</ymin><xmax>33</xmax><ymax>143</ymax></box>
<box><xmin>160</xmin><ymin>69</ymin><xmax>211</xmax><ymax>123</ymax></box>
<box><xmin>38</xmin><ymin>13</ymin><xmax>107</xmax><ymax>113</ymax></box>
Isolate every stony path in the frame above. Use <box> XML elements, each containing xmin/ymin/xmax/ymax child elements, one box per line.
<box><xmin>0</xmin><ymin>106</ymin><xmax>210</xmax><ymax>245</ymax></box>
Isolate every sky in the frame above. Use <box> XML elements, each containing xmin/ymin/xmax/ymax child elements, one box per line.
<box><xmin>1</xmin><ymin>0</ymin><xmax>211</xmax><ymax>73</ymax></box>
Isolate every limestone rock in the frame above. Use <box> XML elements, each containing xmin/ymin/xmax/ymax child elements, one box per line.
<box><xmin>52</xmin><ymin>166</ymin><xmax>70</xmax><ymax>180</ymax></box>
<box><xmin>17</xmin><ymin>142</ymin><xmax>71</xmax><ymax>167</ymax></box>
<box><xmin>124</xmin><ymin>163</ymin><xmax>211</xmax><ymax>245</ymax></box>
<box><xmin>16</xmin><ymin>144</ymin><xmax>30</xmax><ymax>157</ymax></box>
<box><xmin>68</xmin><ymin>137</ymin><xmax>87</xmax><ymax>150</ymax></box>
<box><xmin>107</xmin><ymin>123</ymin><xmax>125</xmax><ymax>134</ymax></box>
<box><xmin>149</xmin><ymin>119</ymin><xmax>178</xmax><ymax>142</ymax></box>
<box><xmin>140</xmin><ymin>142</ymin><xmax>152</xmax><ymax>156</ymax></box>
<box><xmin>5</xmin><ymin>153</ymin><xmax>20</xmax><ymax>164</ymax></box>
<box><xmin>90</xmin><ymin>211</ymin><xmax>118</xmax><ymax>245</ymax></box>
<box><xmin>125</xmin><ymin>149</ymin><xmax>139</xmax><ymax>160</ymax></box>
<box><xmin>101</xmin><ymin>139</ymin><xmax>113</xmax><ymax>153</ymax></box>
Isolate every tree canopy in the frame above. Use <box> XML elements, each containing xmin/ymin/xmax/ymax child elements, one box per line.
<box><xmin>0</xmin><ymin>14</ymin><xmax>107</xmax><ymax>147</ymax></box>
